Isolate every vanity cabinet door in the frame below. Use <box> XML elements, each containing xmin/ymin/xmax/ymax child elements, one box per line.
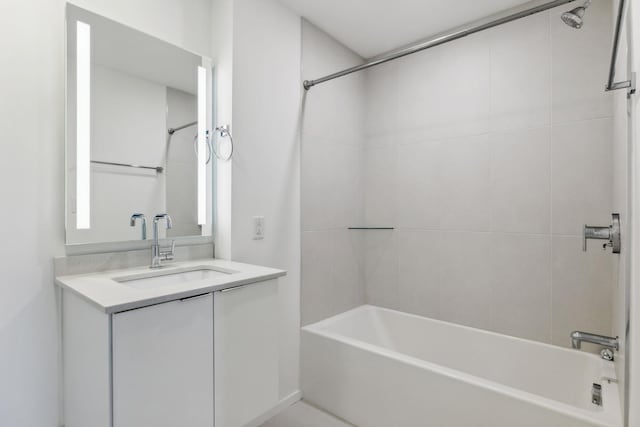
<box><xmin>112</xmin><ymin>294</ymin><xmax>214</xmax><ymax>427</ymax></box>
<box><xmin>215</xmin><ymin>280</ymin><xmax>279</xmax><ymax>427</ymax></box>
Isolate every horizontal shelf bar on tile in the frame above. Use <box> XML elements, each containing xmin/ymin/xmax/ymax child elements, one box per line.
<box><xmin>347</xmin><ymin>227</ymin><xmax>395</xmax><ymax>230</ymax></box>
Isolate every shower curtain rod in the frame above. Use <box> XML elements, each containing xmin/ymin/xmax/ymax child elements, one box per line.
<box><xmin>168</xmin><ymin>121</ymin><xmax>197</xmax><ymax>135</ymax></box>
<box><xmin>303</xmin><ymin>0</ymin><xmax>634</xmax><ymax>95</ymax></box>
<box><xmin>606</xmin><ymin>0</ymin><xmax>634</xmax><ymax>93</ymax></box>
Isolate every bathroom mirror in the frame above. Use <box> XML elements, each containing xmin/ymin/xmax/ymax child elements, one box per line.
<box><xmin>65</xmin><ymin>4</ymin><xmax>213</xmax><ymax>246</ymax></box>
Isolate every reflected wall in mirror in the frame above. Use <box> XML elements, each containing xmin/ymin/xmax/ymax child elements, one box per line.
<box><xmin>66</xmin><ymin>4</ymin><xmax>213</xmax><ymax>245</ymax></box>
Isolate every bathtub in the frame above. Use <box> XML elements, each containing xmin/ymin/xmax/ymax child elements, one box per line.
<box><xmin>301</xmin><ymin>305</ymin><xmax>622</xmax><ymax>427</ymax></box>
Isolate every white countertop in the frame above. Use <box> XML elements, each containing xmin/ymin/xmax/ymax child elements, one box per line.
<box><xmin>55</xmin><ymin>258</ymin><xmax>286</xmax><ymax>314</ymax></box>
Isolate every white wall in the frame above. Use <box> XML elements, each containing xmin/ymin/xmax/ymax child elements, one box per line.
<box><xmin>210</xmin><ymin>0</ymin><xmax>234</xmax><ymax>261</ymax></box>
<box><xmin>300</xmin><ymin>21</ymin><xmax>366</xmax><ymax>325</ymax></box>
<box><xmin>230</xmin><ymin>0</ymin><xmax>302</xmax><ymax>400</ymax></box>
<box><xmin>361</xmin><ymin>1</ymin><xmax>616</xmax><ymax>348</ymax></box>
<box><xmin>0</xmin><ymin>0</ymin><xmax>212</xmax><ymax>425</ymax></box>
<box><xmin>0</xmin><ymin>1</ymin><xmax>64</xmax><ymax>424</ymax></box>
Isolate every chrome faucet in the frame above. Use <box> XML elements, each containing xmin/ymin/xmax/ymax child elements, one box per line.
<box><xmin>130</xmin><ymin>213</ymin><xmax>147</xmax><ymax>240</ymax></box>
<box><xmin>151</xmin><ymin>214</ymin><xmax>175</xmax><ymax>268</ymax></box>
<box><xmin>571</xmin><ymin>330</ymin><xmax>619</xmax><ymax>352</ymax></box>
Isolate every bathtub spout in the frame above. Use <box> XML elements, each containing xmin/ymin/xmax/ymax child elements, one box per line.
<box><xmin>570</xmin><ymin>331</ymin><xmax>618</xmax><ymax>351</ymax></box>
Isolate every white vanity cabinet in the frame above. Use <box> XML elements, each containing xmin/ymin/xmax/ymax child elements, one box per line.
<box><xmin>112</xmin><ymin>293</ymin><xmax>214</xmax><ymax>427</ymax></box>
<box><xmin>61</xmin><ymin>269</ymin><xmax>282</xmax><ymax>427</ymax></box>
<box><xmin>63</xmin><ymin>291</ymin><xmax>214</xmax><ymax>427</ymax></box>
<box><xmin>214</xmin><ymin>279</ymin><xmax>279</xmax><ymax>427</ymax></box>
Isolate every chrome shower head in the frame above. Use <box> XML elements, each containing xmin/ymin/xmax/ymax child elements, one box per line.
<box><xmin>561</xmin><ymin>0</ymin><xmax>591</xmax><ymax>29</ymax></box>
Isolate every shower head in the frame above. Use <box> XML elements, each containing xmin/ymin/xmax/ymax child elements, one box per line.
<box><xmin>561</xmin><ymin>0</ymin><xmax>592</xmax><ymax>29</ymax></box>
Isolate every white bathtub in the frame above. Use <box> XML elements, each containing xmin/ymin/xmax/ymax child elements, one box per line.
<box><xmin>301</xmin><ymin>305</ymin><xmax>622</xmax><ymax>427</ymax></box>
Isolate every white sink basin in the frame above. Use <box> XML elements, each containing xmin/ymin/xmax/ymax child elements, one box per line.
<box><xmin>114</xmin><ymin>266</ymin><xmax>234</xmax><ymax>290</ymax></box>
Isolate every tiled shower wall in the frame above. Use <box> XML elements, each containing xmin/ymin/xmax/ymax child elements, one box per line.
<box><xmin>302</xmin><ymin>1</ymin><xmax>621</xmax><ymax>349</ymax></box>
<box><xmin>301</xmin><ymin>21</ymin><xmax>366</xmax><ymax>325</ymax></box>
<box><xmin>363</xmin><ymin>1</ymin><xmax>616</xmax><ymax>347</ymax></box>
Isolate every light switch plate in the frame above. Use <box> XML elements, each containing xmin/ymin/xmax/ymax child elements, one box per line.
<box><xmin>253</xmin><ymin>216</ymin><xmax>265</xmax><ymax>240</ymax></box>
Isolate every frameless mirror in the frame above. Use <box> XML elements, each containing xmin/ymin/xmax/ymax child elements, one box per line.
<box><xmin>65</xmin><ymin>4</ymin><xmax>213</xmax><ymax>246</ymax></box>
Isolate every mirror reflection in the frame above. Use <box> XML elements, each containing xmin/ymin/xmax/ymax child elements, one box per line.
<box><xmin>65</xmin><ymin>4</ymin><xmax>213</xmax><ymax>245</ymax></box>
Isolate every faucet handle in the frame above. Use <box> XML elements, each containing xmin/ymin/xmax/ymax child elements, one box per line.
<box><xmin>160</xmin><ymin>240</ymin><xmax>175</xmax><ymax>261</ymax></box>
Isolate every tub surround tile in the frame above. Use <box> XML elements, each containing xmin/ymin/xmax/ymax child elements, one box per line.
<box><xmin>302</xmin><ymin>230</ymin><xmax>365</xmax><ymax>326</ymax></box>
<box><xmin>301</xmin><ymin>22</ymin><xmax>365</xmax><ymax>146</ymax></box>
<box><xmin>396</xmin><ymin>32</ymin><xmax>491</xmax><ymax>143</ymax></box>
<box><xmin>364</xmin><ymin>146</ymin><xmax>397</xmax><ymax>227</ymax></box>
<box><xmin>438</xmin><ymin>231</ymin><xmax>493</xmax><ymax>330</ymax></box>
<box><xmin>333</xmin><ymin>146</ymin><xmax>365</xmax><ymax>228</ymax></box>
<box><xmin>490</xmin><ymin>127</ymin><xmax>551</xmax><ymax>234</ymax></box>
<box><xmin>363</xmin><ymin>231</ymin><xmax>399</xmax><ymax>310</ymax></box>
<box><xmin>490</xmin><ymin>233</ymin><xmax>552</xmax><ymax>342</ymax></box>
<box><xmin>301</xmin><ymin>21</ymin><xmax>367</xmax><ymax>328</ymax></box>
<box><xmin>551</xmin><ymin>118</ymin><xmax>613</xmax><ymax>236</ymax></box>
<box><xmin>303</xmin><ymin>6</ymin><xmax>615</xmax><ymax>349</ymax></box>
<box><xmin>302</xmin><ymin>142</ymin><xmax>338</xmax><ymax>231</ymax></box>
<box><xmin>301</xmin><ymin>231</ymin><xmax>334</xmax><ymax>326</ymax></box>
<box><xmin>551</xmin><ymin>236</ymin><xmax>613</xmax><ymax>348</ymax></box>
<box><xmin>396</xmin><ymin>141</ymin><xmax>441</xmax><ymax>229</ymax></box>
<box><xmin>489</xmin><ymin>11</ymin><xmax>551</xmax><ymax>132</ymax></box>
<box><xmin>365</xmin><ymin>62</ymin><xmax>399</xmax><ymax>139</ymax></box>
<box><xmin>302</xmin><ymin>143</ymin><xmax>364</xmax><ymax>232</ymax></box>
<box><xmin>331</xmin><ymin>230</ymin><xmax>365</xmax><ymax>315</ymax></box>
<box><xmin>396</xmin><ymin>230</ymin><xmax>440</xmax><ymax>319</ymax></box>
<box><xmin>439</xmin><ymin>135</ymin><xmax>491</xmax><ymax>232</ymax></box>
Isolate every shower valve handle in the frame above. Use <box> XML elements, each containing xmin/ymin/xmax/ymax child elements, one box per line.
<box><xmin>583</xmin><ymin>213</ymin><xmax>620</xmax><ymax>254</ymax></box>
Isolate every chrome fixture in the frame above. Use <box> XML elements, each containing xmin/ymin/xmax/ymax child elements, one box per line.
<box><xmin>167</xmin><ymin>120</ymin><xmax>212</xmax><ymax>164</ymax></box>
<box><xmin>303</xmin><ymin>0</ymin><xmax>635</xmax><ymax>98</ymax></box>
<box><xmin>601</xmin><ymin>348</ymin><xmax>615</xmax><ymax>362</ymax></box>
<box><xmin>347</xmin><ymin>227</ymin><xmax>395</xmax><ymax>230</ymax></box>
<box><xmin>91</xmin><ymin>160</ymin><xmax>163</xmax><ymax>173</ymax></box>
<box><xmin>571</xmin><ymin>331</ymin><xmax>619</xmax><ymax>351</ymax></box>
<box><xmin>167</xmin><ymin>121</ymin><xmax>233</xmax><ymax>163</ymax></box>
<box><xmin>583</xmin><ymin>213</ymin><xmax>621</xmax><ymax>253</ymax></box>
<box><xmin>592</xmin><ymin>383</ymin><xmax>602</xmax><ymax>406</ymax></box>
<box><xmin>560</xmin><ymin>0</ymin><xmax>636</xmax><ymax>95</ymax></box>
<box><xmin>130</xmin><ymin>213</ymin><xmax>147</xmax><ymax>240</ymax></box>
<box><xmin>561</xmin><ymin>0</ymin><xmax>591</xmax><ymax>29</ymax></box>
<box><xmin>151</xmin><ymin>214</ymin><xmax>175</xmax><ymax>268</ymax></box>
<box><xmin>303</xmin><ymin>0</ymin><xmax>579</xmax><ymax>90</ymax></box>
<box><xmin>606</xmin><ymin>0</ymin><xmax>635</xmax><ymax>95</ymax></box>
<box><xmin>213</xmin><ymin>125</ymin><xmax>234</xmax><ymax>161</ymax></box>
<box><xmin>168</xmin><ymin>121</ymin><xmax>197</xmax><ymax>135</ymax></box>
